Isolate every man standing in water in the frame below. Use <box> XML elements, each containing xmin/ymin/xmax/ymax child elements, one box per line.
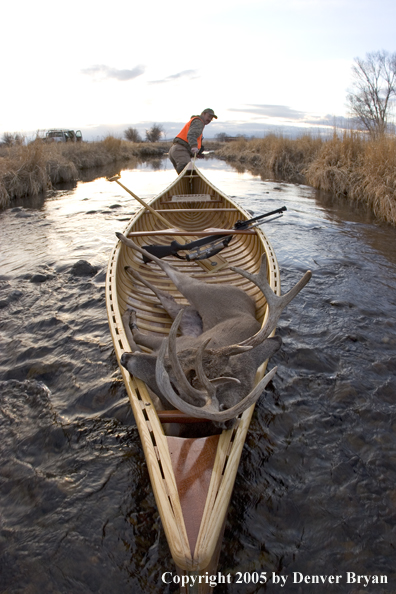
<box><xmin>169</xmin><ymin>108</ymin><xmax>218</xmax><ymax>174</ymax></box>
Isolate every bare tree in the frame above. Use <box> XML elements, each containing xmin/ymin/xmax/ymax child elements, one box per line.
<box><xmin>1</xmin><ymin>132</ymin><xmax>15</xmax><ymax>146</ymax></box>
<box><xmin>1</xmin><ymin>132</ymin><xmax>25</xmax><ymax>146</ymax></box>
<box><xmin>145</xmin><ymin>124</ymin><xmax>164</xmax><ymax>143</ymax></box>
<box><xmin>124</xmin><ymin>127</ymin><xmax>142</xmax><ymax>142</ymax></box>
<box><xmin>347</xmin><ymin>50</ymin><xmax>396</xmax><ymax>137</ymax></box>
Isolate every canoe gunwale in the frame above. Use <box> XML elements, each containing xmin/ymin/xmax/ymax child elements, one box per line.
<box><xmin>105</xmin><ymin>164</ymin><xmax>281</xmax><ymax>574</ymax></box>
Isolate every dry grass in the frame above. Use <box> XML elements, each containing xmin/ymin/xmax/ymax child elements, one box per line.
<box><xmin>0</xmin><ymin>137</ymin><xmax>171</xmax><ymax>209</ymax></box>
<box><xmin>2</xmin><ymin>133</ymin><xmax>396</xmax><ymax>224</ymax></box>
<box><xmin>0</xmin><ymin>141</ymin><xmax>49</xmax><ymax>207</ymax></box>
<box><xmin>304</xmin><ymin>132</ymin><xmax>396</xmax><ymax>224</ymax></box>
<box><xmin>217</xmin><ymin>132</ymin><xmax>396</xmax><ymax>225</ymax></box>
<box><xmin>216</xmin><ymin>134</ymin><xmax>324</xmax><ymax>182</ymax></box>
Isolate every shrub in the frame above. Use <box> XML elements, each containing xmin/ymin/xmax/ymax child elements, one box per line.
<box><xmin>146</xmin><ymin>124</ymin><xmax>164</xmax><ymax>143</ymax></box>
<box><xmin>124</xmin><ymin>127</ymin><xmax>142</xmax><ymax>143</ymax></box>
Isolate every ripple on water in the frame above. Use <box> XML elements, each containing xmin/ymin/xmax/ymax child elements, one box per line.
<box><xmin>1</xmin><ymin>159</ymin><xmax>396</xmax><ymax>593</ymax></box>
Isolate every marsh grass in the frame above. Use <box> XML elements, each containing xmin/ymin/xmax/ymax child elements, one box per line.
<box><xmin>0</xmin><ymin>137</ymin><xmax>170</xmax><ymax>208</ymax></box>
<box><xmin>304</xmin><ymin>132</ymin><xmax>396</xmax><ymax>224</ymax></box>
<box><xmin>217</xmin><ymin>132</ymin><xmax>396</xmax><ymax>225</ymax></box>
<box><xmin>216</xmin><ymin>134</ymin><xmax>324</xmax><ymax>183</ymax></box>
<box><xmin>0</xmin><ymin>141</ymin><xmax>49</xmax><ymax>207</ymax></box>
<box><xmin>2</xmin><ymin>133</ymin><xmax>396</xmax><ymax>224</ymax></box>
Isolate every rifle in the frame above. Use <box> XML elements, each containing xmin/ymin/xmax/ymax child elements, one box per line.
<box><xmin>142</xmin><ymin>206</ymin><xmax>287</xmax><ymax>262</ymax></box>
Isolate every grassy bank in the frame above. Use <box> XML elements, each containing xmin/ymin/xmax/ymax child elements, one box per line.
<box><xmin>216</xmin><ymin>133</ymin><xmax>396</xmax><ymax>225</ymax></box>
<box><xmin>0</xmin><ymin>137</ymin><xmax>171</xmax><ymax>208</ymax></box>
<box><xmin>216</xmin><ymin>134</ymin><xmax>323</xmax><ymax>183</ymax></box>
<box><xmin>2</xmin><ymin>134</ymin><xmax>395</xmax><ymax>225</ymax></box>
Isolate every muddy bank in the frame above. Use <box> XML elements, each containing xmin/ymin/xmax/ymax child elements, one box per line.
<box><xmin>0</xmin><ymin>138</ymin><xmax>172</xmax><ymax>208</ymax></box>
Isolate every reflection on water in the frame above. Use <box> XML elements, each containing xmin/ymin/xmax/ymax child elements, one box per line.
<box><xmin>1</xmin><ymin>157</ymin><xmax>396</xmax><ymax>593</ymax></box>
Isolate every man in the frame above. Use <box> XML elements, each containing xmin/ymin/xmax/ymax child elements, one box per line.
<box><xmin>169</xmin><ymin>108</ymin><xmax>218</xmax><ymax>174</ymax></box>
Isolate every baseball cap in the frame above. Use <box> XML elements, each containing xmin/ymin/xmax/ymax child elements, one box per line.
<box><xmin>202</xmin><ymin>108</ymin><xmax>218</xmax><ymax>119</ymax></box>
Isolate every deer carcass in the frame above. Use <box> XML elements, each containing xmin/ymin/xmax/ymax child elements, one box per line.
<box><xmin>117</xmin><ymin>233</ymin><xmax>311</xmax><ymax>424</ymax></box>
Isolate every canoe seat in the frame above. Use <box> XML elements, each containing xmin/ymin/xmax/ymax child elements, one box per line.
<box><xmin>172</xmin><ymin>194</ymin><xmax>212</xmax><ymax>202</ymax></box>
<box><xmin>157</xmin><ymin>410</ymin><xmax>212</xmax><ymax>424</ymax></box>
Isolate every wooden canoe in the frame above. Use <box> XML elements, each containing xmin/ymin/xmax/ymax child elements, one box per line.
<box><xmin>105</xmin><ymin>162</ymin><xmax>281</xmax><ymax>592</ymax></box>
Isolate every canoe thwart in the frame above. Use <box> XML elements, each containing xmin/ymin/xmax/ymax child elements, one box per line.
<box><xmin>127</xmin><ymin>228</ymin><xmax>256</xmax><ymax>237</ymax></box>
<box><xmin>155</xmin><ymin>208</ymin><xmax>239</xmax><ymax>212</ymax></box>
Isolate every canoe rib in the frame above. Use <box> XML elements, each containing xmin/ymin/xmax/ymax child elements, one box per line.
<box><xmin>105</xmin><ymin>163</ymin><xmax>280</xmax><ymax>579</ymax></box>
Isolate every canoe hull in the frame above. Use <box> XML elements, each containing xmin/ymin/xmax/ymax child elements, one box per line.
<box><xmin>105</xmin><ymin>163</ymin><xmax>280</xmax><ymax>585</ymax></box>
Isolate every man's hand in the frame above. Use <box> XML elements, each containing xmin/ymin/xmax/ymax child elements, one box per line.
<box><xmin>191</xmin><ymin>147</ymin><xmax>199</xmax><ymax>155</ymax></box>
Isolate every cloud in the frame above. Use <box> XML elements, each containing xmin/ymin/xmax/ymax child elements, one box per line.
<box><xmin>81</xmin><ymin>64</ymin><xmax>145</xmax><ymax>81</ymax></box>
<box><xmin>229</xmin><ymin>104</ymin><xmax>308</xmax><ymax>120</ymax></box>
<box><xmin>149</xmin><ymin>69</ymin><xmax>199</xmax><ymax>84</ymax></box>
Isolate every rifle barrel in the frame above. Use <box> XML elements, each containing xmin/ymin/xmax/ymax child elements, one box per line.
<box><xmin>234</xmin><ymin>206</ymin><xmax>286</xmax><ymax>229</ymax></box>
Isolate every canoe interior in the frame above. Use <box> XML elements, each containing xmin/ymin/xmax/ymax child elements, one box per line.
<box><xmin>106</xmin><ymin>165</ymin><xmax>280</xmax><ymax>583</ymax></box>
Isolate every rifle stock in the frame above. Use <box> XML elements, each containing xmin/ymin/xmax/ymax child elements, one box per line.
<box><xmin>142</xmin><ymin>241</ymin><xmax>188</xmax><ymax>262</ymax></box>
<box><xmin>142</xmin><ymin>206</ymin><xmax>286</xmax><ymax>262</ymax></box>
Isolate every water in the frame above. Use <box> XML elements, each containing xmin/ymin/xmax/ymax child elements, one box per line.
<box><xmin>1</xmin><ymin>158</ymin><xmax>396</xmax><ymax>593</ymax></box>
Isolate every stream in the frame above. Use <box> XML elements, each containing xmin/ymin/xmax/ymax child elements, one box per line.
<box><xmin>1</xmin><ymin>157</ymin><xmax>396</xmax><ymax>593</ymax></box>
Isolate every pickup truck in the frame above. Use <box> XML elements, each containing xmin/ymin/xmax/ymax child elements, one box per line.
<box><xmin>45</xmin><ymin>129</ymin><xmax>83</xmax><ymax>142</ymax></box>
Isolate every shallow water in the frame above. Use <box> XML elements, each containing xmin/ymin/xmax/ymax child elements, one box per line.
<box><xmin>1</xmin><ymin>158</ymin><xmax>396</xmax><ymax>593</ymax></box>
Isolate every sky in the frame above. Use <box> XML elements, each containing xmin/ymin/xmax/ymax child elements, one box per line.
<box><xmin>1</xmin><ymin>0</ymin><xmax>395</xmax><ymax>141</ymax></box>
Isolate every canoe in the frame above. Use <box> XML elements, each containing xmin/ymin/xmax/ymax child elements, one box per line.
<box><xmin>105</xmin><ymin>162</ymin><xmax>281</xmax><ymax>592</ymax></box>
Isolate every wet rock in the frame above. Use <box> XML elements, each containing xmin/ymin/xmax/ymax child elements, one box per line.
<box><xmin>8</xmin><ymin>290</ymin><xmax>23</xmax><ymax>302</ymax></box>
<box><xmin>92</xmin><ymin>270</ymin><xmax>106</xmax><ymax>283</ymax></box>
<box><xmin>19</xmin><ymin>273</ymin><xmax>34</xmax><ymax>280</ymax></box>
<box><xmin>70</xmin><ymin>260</ymin><xmax>98</xmax><ymax>277</ymax></box>
<box><xmin>15</xmin><ymin>212</ymin><xmax>33</xmax><ymax>218</ymax></box>
<box><xmin>329</xmin><ymin>300</ymin><xmax>354</xmax><ymax>308</ymax></box>
<box><xmin>0</xmin><ymin>290</ymin><xmax>24</xmax><ymax>308</ymax></box>
<box><xmin>30</xmin><ymin>273</ymin><xmax>51</xmax><ymax>283</ymax></box>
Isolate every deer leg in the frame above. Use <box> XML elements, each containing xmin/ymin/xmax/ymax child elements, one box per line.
<box><xmin>121</xmin><ymin>308</ymin><xmax>141</xmax><ymax>352</ymax></box>
<box><xmin>123</xmin><ymin>308</ymin><xmax>164</xmax><ymax>351</ymax></box>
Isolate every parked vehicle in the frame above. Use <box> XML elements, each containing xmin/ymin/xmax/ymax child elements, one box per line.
<box><xmin>45</xmin><ymin>129</ymin><xmax>82</xmax><ymax>142</ymax></box>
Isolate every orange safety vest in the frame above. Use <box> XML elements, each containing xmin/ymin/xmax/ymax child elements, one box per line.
<box><xmin>175</xmin><ymin>116</ymin><xmax>203</xmax><ymax>149</ymax></box>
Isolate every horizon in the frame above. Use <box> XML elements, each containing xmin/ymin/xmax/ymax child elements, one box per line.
<box><xmin>1</xmin><ymin>115</ymin><xmax>354</xmax><ymax>144</ymax></box>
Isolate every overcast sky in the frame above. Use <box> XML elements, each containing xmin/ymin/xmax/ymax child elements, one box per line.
<box><xmin>1</xmin><ymin>0</ymin><xmax>395</xmax><ymax>140</ymax></box>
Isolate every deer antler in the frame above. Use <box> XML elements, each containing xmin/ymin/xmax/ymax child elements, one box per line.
<box><xmin>216</xmin><ymin>255</ymin><xmax>311</xmax><ymax>355</ymax></box>
<box><xmin>155</xmin><ymin>311</ymin><xmax>278</xmax><ymax>422</ymax></box>
<box><xmin>166</xmin><ymin>310</ymin><xmax>209</xmax><ymax>404</ymax></box>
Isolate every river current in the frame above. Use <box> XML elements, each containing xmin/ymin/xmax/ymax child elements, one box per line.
<box><xmin>0</xmin><ymin>157</ymin><xmax>395</xmax><ymax>593</ymax></box>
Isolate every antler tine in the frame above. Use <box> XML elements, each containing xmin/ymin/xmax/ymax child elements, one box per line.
<box><xmin>195</xmin><ymin>338</ymin><xmax>216</xmax><ymax>398</ymax></box>
<box><xmin>160</xmin><ymin>309</ymin><xmax>209</xmax><ymax>403</ymax></box>
<box><xmin>228</xmin><ymin>255</ymin><xmax>311</xmax><ymax>349</ymax></box>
